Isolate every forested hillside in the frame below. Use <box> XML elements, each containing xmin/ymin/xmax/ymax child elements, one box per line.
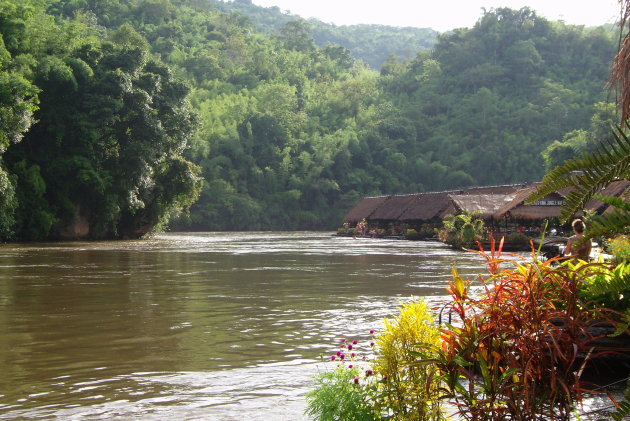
<box><xmin>207</xmin><ymin>0</ymin><xmax>438</xmax><ymax>69</ymax></box>
<box><xmin>0</xmin><ymin>0</ymin><xmax>618</xmax><ymax>239</ymax></box>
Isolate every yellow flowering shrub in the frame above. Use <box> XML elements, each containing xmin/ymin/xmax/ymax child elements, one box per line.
<box><xmin>373</xmin><ymin>299</ymin><xmax>444</xmax><ymax>420</ymax></box>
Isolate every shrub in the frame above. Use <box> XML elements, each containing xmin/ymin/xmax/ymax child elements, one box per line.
<box><xmin>308</xmin><ymin>239</ymin><xmax>627</xmax><ymax>421</ymax></box>
<box><xmin>577</xmin><ymin>260</ymin><xmax>630</xmax><ymax>313</ymax></box>
<box><xmin>373</xmin><ymin>300</ymin><xmax>445</xmax><ymax>420</ymax></box>
<box><xmin>405</xmin><ymin>228</ymin><xmax>419</xmax><ymax>240</ymax></box>
<box><xmin>440</xmin><ymin>212</ymin><xmax>485</xmax><ymax>249</ymax></box>
<box><xmin>418</xmin><ymin>237</ymin><xmax>621</xmax><ymax>420</ymax></box>
<box><xmin>504</xmin><ymin>231</ymin><xmax>530</xmax><ymax>248</ymax></box>
<box><xmin>608</xmin><ymin>235</ymin><xmax>630</xmax><ymax>263</ymax></box>
<box><xmin>418</xmin><ymin>224</ymin><xmax>437</xmax><ymax>239</ymax></box>
<box><xmin>306</xmin><ymin>301</ymin><xmax>445</xmax><ymax>421</ymax></box>
<box><xmin>305</xmin><ymin>363</ymin><xmax>376</xmax><ymax>421</ymax></box>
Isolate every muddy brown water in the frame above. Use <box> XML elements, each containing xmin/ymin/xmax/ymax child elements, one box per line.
<box><xmin>0</xmin><ymin>232</ymin><xmax>619</xmax><ymax>420</ymax></box>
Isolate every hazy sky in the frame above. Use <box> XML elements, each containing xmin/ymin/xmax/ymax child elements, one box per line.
<box><xmin>250</xmin><ymin>1</ymin><xmax>621</xmax><ymax>32</ymax></box>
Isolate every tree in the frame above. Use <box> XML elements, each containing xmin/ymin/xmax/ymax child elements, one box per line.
<box><xmin>529</xmin><ymin>124</ymin><xmax>629</xmax><ymax>240</ymax></box>
<box><xmin>0</xmin><ymin>1</ymin><xmax>41</xmax><ymax>240</ymax></box>
<box><xmin>6</xmin><ymin>39</ymin><xmax>201</xmax><ymax>239</ymax></box>
<box><xmin>529</xmin><ymin>3</ymin><xmax>630</xmax><ymax>241</ymax></box>
<box><xmin>277</xmin><ymin>19</ymin><xmax>314</xmax><ymax>52</ymax></box>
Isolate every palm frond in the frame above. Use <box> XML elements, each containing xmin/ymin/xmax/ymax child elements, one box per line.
<box><xmin>595</xmin><ymin>194</ymin><xmax>630</xmax><ymax>212</ymax></box>
<box><xmin>611</xmin><ymin>392</ymin><xmax>630</xmax><ymax>421</ymax></box>
<box><xmin>585</xmin><ymin>195</ymin><xmax>630</xmax><ymax>239</ymax></box>
<box><xmin>587</xmin><ymin>212</ymin><xmax>630</xmax><ymax>239</ymax></box>
<box><xmin>526</xmin><ymin>124</ymin><xmax>630</xmax><ymax>223</ymax></box>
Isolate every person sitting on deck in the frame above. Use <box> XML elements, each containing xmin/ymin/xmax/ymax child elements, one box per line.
<box><xmin>564</xmin><ymin>219</ymin><xmax>592</xmax><ymax>261</ymax></box>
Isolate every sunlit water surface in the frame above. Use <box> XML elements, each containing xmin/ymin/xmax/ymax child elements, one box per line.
<box><xmin>0</xmin><ymin>232</ymin><xmax>619</xmax><ymax>420</ymax></box>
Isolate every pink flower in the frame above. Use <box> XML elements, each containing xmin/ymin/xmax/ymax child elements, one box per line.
<box><xmin>340</xmin><ymin>338</ymin><xmax>346</xmax><ymax>343</ymax></box>
<box><xmin>351</xmin><ymin>352</ymin><xmax>356</xmax><ymax>358</ymax></box>
<box><xmin>340</xmin><ymin>354</ymin><xmax>345</xmax><ymax>360</ymax></box>
<box><xmin>348</xmin><ymin>344</ymin><xmax>353</xmax><ymax>350</ymax></box>
<box><xmin>352</xmin><ymin>340</ymin><xmax>358</xmax><ymax>344</ymax></box>
<box><xmin>331</xmin><ymin>355</ymin><xmax>336</xmax><ymax>361</ymax></box>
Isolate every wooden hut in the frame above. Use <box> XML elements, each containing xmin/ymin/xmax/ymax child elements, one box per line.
<box><xmin>439</xmin><ymin>185</ymin><xmax>528</xmax><ymax>221</ymax></box>
<box><xmin>494</xmin><ymin>185</ymin><xmax>566</xmax><ymax>222</ymax></box>
<box><xmin>448</xmin><ymin>193</ymin><xmax>519</xmax><ymax>220</ymax></box>
<box><xmin>395</xmin><ymin>192</ymin><xmax>458</xmax><ymax>237</ymax></box>
<box><xmin>398</xmin><ymin>192</ymin><xmax>456</xmax><ymax>223</ymax></box>
<box><xmin>343</xmin><ymin>195</ymin><xmax>390</xmax><ymax>225</ymax></box>
<box><xmin>463</xmin><ymin>184</ymin><xmax>529</xmax><ymax>195</ymax></box>
<box><xmin>585</xmin><ymin>179</ymin><xmax>630</xmax><ymax>214</ymax></box>
<box><xmin>368</xmin><ymin>194</ymin><xmax>419</xmax><ymax>228</ymax></box>
<box><xmin>495</xmin><ymin>180</ymin><xmax>630</xmax><ymax>224</ymax></box>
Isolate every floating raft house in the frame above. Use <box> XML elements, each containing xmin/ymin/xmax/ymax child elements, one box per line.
<box><xmin>343</xmin><ymin>181</ymin><xmax>630</xmax><ymax>227</ymax></box>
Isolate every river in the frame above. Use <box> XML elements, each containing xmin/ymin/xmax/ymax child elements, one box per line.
<box><xmin>0</xmin><ymin>232</ymin><xmax>617</xmax><ymax>420</ymax></box>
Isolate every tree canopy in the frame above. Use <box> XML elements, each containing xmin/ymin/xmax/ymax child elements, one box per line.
<box><xmin>0</xmin><ymin>0</ymin><xmax>619</xmax><ymax>237</ymax></box>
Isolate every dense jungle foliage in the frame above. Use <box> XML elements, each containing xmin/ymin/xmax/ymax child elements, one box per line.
<box><xmin>207</xmin><ymin>0</ymin><xmax>438</xmax><ymax>69</ymax></box>
<box><xmin>0</xmin><ymin>0</ymin><xmax>619</xmax><ymax>238</ymax></box>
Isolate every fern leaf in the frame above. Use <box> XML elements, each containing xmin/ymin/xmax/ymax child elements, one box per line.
<box><xmin>587</xmin><ymin>206</ymin><xmax>630</xmax><ymax>239</ymax></box>
<box><xmin>527</xmin><ymin>124</ymin><xmax>630</xmax><ymax>223</ymax></box>
<box><xmin>585</xmin><ymin>263</ymin><xmax>630</xmax><ymax>295</ymax></box>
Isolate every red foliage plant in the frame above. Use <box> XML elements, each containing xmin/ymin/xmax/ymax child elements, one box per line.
<box><xmin>418</xmin><ymin>236</ymin><xmax>619</xmax><ymax>421</ymax></box>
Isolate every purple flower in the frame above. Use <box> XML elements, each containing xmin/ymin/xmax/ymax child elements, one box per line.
<box><xmin>340</xmin><ymin>353</ymin><xmax>345</xmax><ymax>360</ymax></box>
<box><xmin>348</xmin><ymin>364</ymin><xmax>353</xmax><ymax>368</ymax></box>
<box><xmin>347</xmin><ymin>344</ymin><xmax>353</xmax><ymax>350</ymax></box>
<box><xmin>365</xmin><ymin>369</ymin><xmax>373</xmax><ymax>376</ymax></box>
<box><xmin>352</xmin><ymin>340</ymin><xmax>358</xmax><ymax>345</ymax></box>
<box><xmin>369</xmin><ymin>329</ymin><xmax>375</xmax><ymax>334</ymax></box>
<box><xmin>331</xmin><ymin>355</ymin><xmax>336</xmax><ymax>361</ymax></box>
<box><xmin>336</xmin><ymin>351</ymin><xmax>341</xmax><ymax>356</ymax></box>
<box><xmin>370</xmin><ymin>342</ymin><xmax>375</xmax><ymax>347</ymax></box>
<box><xmin>351</xmin><ymin>352</ymin><xmax>356</xmax><ymax>358</ymax></box>
<box><xmin>354</xmin><ymin>377</ymin><xmax>359</xmax><ymax>384</ymax></box>
<box><xmin>340</xmin><ymin>338</ymin><xmax>346</xmax><ymax>343</ymax></box>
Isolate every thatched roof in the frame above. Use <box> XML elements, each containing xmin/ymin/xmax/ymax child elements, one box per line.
<box><xmin>585</xmin><ymin>179</ymin><xmax>630</xmax><ymax>213</ymax></box>
<box><xmin>398</xmin><ymin>192</ymin><xmax>454</xmax><ymax>221</ymax></box>
<box><xmin>603</xmin><ymin>180</ymin><xmax>630</xmax><ymax>215</ymax></box>
<box><xmin>343</xmin><ymin>196</ymin><xmax>390</xmax><ymax>223</ymax></box>
<box><xmin>449</xmin><ymin>193</ymin><xmax>518</xmax><ymax>219</ymax></box>
<box><xmin>501</xmin><ymin>205</ymin><xmax>564</xmax><ymax>220</ymax></box>
<box><xmin>494</xmin><ymin>186</ymin><xmax>567</xmax><ymax>220</ymax></box>
<box><xmin>369</xmin><ymin>194</ymin><xmax>419</xmax><ymax>221</ymax></box>
<box><xmin>492</xmin><ymin>180</ymin><xmax>630</xmax><ymax>221</ymax></box>
<box><xmin>463</xmin><ymin>184</ymin><xmax>529</xmax><ymax>195</ymax></box>
<box><xmin>342</xmin><ymin>179</ymin><xmax>630</xmax><ymax>226</ymax></box>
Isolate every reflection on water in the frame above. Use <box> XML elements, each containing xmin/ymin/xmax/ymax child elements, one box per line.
<box><xmin>0</xmin><ymin>232</ymin><xmax>611</xmax><ymax>420</ymax></box>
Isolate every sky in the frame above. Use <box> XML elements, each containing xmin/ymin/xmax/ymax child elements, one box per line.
<box><xmin>250</xmin><ymin>0</ymin><xmax>621</xmax><ymax>32</ymax></box>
